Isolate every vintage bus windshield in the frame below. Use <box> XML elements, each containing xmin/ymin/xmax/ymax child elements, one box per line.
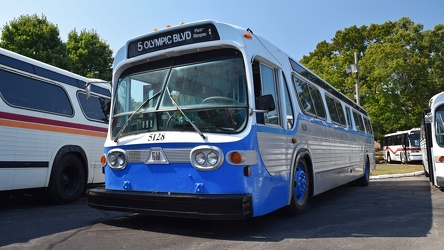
<box><xmin>111</xmin><ymin>49</ymin><xmax>248</xmax><ymax>138</ymax></box>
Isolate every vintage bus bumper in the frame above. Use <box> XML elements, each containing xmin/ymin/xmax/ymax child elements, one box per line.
<box><xmin>87</xmin><ymin>188</ymin><xmax>252</xmax><ymax>220</ymax></box>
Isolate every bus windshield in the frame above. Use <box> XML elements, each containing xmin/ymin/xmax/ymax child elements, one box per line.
<box><xmin>111</xmin><ymin>49</ymin><xmax>248</xmax><ymax>139</ymax></box>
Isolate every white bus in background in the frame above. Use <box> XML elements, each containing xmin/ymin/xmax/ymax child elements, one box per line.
<box><xmin>382</xmin><ymin>128</ymin><xmax>422</xmax><ymax>164</ymax></box>
<box><xmin>421</xmin><ymin>92</ymin><xmax>444</xmax><ymax>188</ymax></box>
<box><xmin>0</xmin><ymin>48</ymin><xmax>110</xmax><ymax>203</ymax></box>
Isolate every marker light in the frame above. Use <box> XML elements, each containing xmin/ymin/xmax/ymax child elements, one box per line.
<box><xmin>439</xmin><ymin>156</ymin><xmax>444</xmax><ymax>162</ymax></box>
<box><xmin>230</xmin><ymin>151</ymin><xmax>243</xmax><ymax>164</ymax></box>
<box><xmin>166</xmin><ymin>24</ymin><xmax>171</xmax><ymax>28</ymax></box>
<box><xmin>179</xmin><ymin>21</ymin><xmax>185</xmax><ymax>25</ymax></box>
<box><xmin>243</xmin><ymin>33</ymin><xmax>253</xmax><ymax>39</ymax></box>
<box><xmin>154</xmin><ymin>28</ymin><xmax>158</xmax><ymax>32</ymax></box>
<box><xmin>100</xmin><ymin>154</ymin><xmax>107</xmax><ymax>166</ymax></box>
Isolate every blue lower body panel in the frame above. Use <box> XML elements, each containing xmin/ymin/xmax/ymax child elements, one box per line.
<box><xmin>87</xmin><ymin>188</ymin><xmax>252</xmax><ymax>220</ymax></box>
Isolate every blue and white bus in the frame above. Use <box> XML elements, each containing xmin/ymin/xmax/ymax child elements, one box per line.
<box><xmin>88</xmin><ymin>20</ymin><xmax>376</xmax><ymax>219</ymax></box>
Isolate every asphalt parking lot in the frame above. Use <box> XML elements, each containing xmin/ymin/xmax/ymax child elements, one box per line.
<box><xmin>1</xmin><ymin>176</ymin><xmax>443</xmax><ymax>250</ymax></box>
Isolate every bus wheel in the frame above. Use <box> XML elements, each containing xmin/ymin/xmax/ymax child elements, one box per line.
<box><xmin>47</xmin><ymin>154</ymin><xmax>85</xmax><ymax>204</ymax></box>
<box><xmin>355</xmin><ymin>159</ymin><xmax>370</xmax><ymax>186</ymax></box>
<box><xmin>387</xmin><ymin>154</ymin><xmax>392</xmax><ymax>164</ymax></box>
<box><xmin>286</xmin><ymin>158</ymin><xmax>311</xmax><ymax>216</ymax></box>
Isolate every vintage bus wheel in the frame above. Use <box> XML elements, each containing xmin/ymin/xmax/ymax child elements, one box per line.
<box><xmin>286</xmin><ymin>158</ymin><xmax>311</xmax><ymax>216</ymax></box>
<box><xmin>355</xmin><ymin>159</ymin><xmax>370</xmax><ymax>186</ymax></box>
<box><xmin>47</xmin><ymin>154</ymin><xmax>85</xmax><ymax>204</ymax></box>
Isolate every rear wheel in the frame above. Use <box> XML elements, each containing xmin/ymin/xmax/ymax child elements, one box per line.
<box><xmin>286</xmin><ymin>158</ymin><xmax>311</xmax><ymax>216</ymax></box>
<box><xmin>355</xmin><ymin>158</ymin><xmax>370</xmax><ymax>186</ymax></box>
<box><xmin>47</xmin><ymin>154</ymin><xmax>85</xmax><ymax>204</ymax></box>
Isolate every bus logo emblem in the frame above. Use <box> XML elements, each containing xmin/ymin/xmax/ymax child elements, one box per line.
<box><xmin>145</xmin><ymin>148</ymin><xmax>169</xmax><ymax>164</ymax></box>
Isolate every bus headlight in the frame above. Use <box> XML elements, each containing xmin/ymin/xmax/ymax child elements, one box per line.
<box><xmin>195</xmin><ymin>152</ymin><xmax>206</xmax><ymax>165</ymax></box>
<box><xmin>190</xmin><ymin>146</ymin><xmax>224</xmax><ymax>170</ymax></box>
<box><xmin>207</xmin><ymin>152</ymin><xmax>218</xmax><ymax>165</ymax></box>
<box><xmin>107</xmin><ymin>149</ymin><xmax>127</xmax><ymax>170</ymax></box>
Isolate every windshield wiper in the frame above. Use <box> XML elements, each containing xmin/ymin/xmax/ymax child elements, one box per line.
<box><xmin>165</xmin><ymin>87</ymin><xmax>206</xmax><ymax>139</ymax></box>
<box><xmin>114</xmin><ymin>90</ymin><xmax>162</xmax><ymax>142</ymax></box>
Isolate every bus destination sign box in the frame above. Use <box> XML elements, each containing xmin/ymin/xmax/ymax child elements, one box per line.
<box><xmin>127</xmin><ymin>23</ymin><xmax>220</xmax><ymax>58</ymax></box>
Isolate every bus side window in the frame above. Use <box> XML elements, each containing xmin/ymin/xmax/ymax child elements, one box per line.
<box><xmin>308</xmin><ymin>85</ymin><xmax>326</xmax><ymax>120</ymax></box>
<box><xmin>352</xmin><ymin>111</ymin><xmax>365</xmax><ymax>132</ymax></box>
<box><xmin>336</xmin><ymin>100</ymin><xmax>346</xmax><ymax>126</ymax></box>
<box><xmin>326</xmin><ymin>94</ymin><xmax>340</xmax><ymax>124</ymax></box>
<box><xmin>282</xmin><ymin>73</ymin><xmax>294</xmax><ymax>129</ymax></box>
<box><xmin>293</xmin><ymin>76</ymin><xmax>316</xmax><ymax>116</ymax></box>
<box><xmin>0</xmin><ymin>69</ymin><xmax>73</xmax><ymax>116</ymax></box>
<box><xmin>345</xmin><ymin>106</ymin><xmax>353</xmax><ymax>129</ymax></box>
<box><xmin>253</xmin><ymin>61</ymin><xmax>280</xmax><ymax>126</ymax></box>
<box><xmin>363</xmin><ymin>117</ymin><xmax>373</xmax><ymax>134</ymax></box>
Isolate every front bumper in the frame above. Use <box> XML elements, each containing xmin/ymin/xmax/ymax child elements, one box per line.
<box><xmin>87</xmin><ymin>188</ymin><xmax>252</xmax><ymax>220</ymax></box>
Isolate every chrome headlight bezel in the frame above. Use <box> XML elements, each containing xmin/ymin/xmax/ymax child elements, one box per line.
<box><xmin>107</xmin><ymin>149</ymin><xmax>127</xmax><ymax>170</ymax></box>
<box><xmin>190</xmin><ymin>146</ymin><xmax>224</xmax><ymax>171</ymax></box>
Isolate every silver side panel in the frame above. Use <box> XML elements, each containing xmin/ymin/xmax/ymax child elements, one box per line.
<box><xmin>257</xmin><ymin>120</ymin><xmax>374</xmax><ymax>196</ymax></box>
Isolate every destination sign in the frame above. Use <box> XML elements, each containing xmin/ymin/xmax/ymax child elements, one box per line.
<box><xmin>127</xmin><ymin>23</ymin><xmax>220</xmax><ymax>58</ymax></box>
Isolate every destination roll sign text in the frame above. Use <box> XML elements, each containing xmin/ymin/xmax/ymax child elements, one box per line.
<box><xmin>127</xmin><ymin>23</ymin><xmax>220</xmax><ymax>58</ymax></box>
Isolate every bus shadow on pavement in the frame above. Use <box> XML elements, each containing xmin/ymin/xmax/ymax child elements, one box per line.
<box><xmin>102</xmin><ymin>177</ymin><xmax>434</xmax><ymax>242</ymax></box>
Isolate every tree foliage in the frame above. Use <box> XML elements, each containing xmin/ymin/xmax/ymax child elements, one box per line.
<box><xmin>300</xmin><ymin>17</ymin><xmax>444</xmax><ymax>140</ymax></box>
<box><xmin>67</xmin><ymin>29</ymin><xmax>113</xmax><ymax>80</ymax></box>
<box><xmin>0</xmin><ymin>14</ymin><xmax>70</xmax><ymax>70</ymax></box>
<box><xmin>0</xmin><ymin>14</ymin><xmax>113</xmax><ymax>80</ymax></box>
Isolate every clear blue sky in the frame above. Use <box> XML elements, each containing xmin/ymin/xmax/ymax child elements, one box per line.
<box><xmin>1</xmin><ymin>0</ymin><xmax>443</xmax><ymax>60</ymax></box>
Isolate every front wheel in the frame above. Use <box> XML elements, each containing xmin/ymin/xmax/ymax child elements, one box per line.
<box><xmin>46</xmin><ymin>154</ymin><xmax>85</xmax><ymax>204</ymax></box>
<box><xmin>285</xmin><ymin>158</ymin><xmax>311</xmax><ymax>216</ymax></box>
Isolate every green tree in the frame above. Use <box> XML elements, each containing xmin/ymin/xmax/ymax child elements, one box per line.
<box><xmin>67</xmin><ymin>29</ymin><xmax>113</xmax><ymax>80</ymax></box>
<box><xmin>300</xmin><ymin>17</ymin><xmax>443</xmax><ymax>140</ymax></box>
<box><xmin>0</xmin><ymin>14</ymin><xmax>70</xmax><ymax>70</ymax></box>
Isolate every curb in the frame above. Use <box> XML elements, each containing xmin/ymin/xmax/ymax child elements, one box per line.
<box><xmin>370</xmin><ymin>171</ymin><xmax>425</xmax><ymax>180</ymax></box>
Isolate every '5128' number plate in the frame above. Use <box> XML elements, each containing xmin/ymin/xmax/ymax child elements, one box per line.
<box><xmin>147</xmin><ymin>133</ymin><xmax>165</xmax><ymax>141</ymax></box>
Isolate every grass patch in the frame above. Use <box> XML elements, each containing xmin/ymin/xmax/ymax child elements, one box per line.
<box><xmin>371</xmin><ymin>163</ymin><xmax>424</xmax><ymax>176</ymax></box>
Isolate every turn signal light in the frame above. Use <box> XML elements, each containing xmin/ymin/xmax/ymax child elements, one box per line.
<box><xmin>231</xmin><ymin>151</ymin><xmax>243</xmax><ymax>164</ymax></box>
<box><xmin>100</xmin><ymin>154</ymin><xmax>107</xmax><ymax>166</ymax></box>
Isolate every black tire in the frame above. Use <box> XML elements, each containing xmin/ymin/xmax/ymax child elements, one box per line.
<box><xmin>355</xmin><ymin>159</ymin><xmax>370</xmax><ymax>186</ymax></box>
<box><xmin>47</xmin><ymin>154</ymin><xmax>85</xmax><ymax>204</ymax></box>
<box><xmin>285</xmin><ymin>158</ymin><xmax>311</xmax><ymax>216</ymax></box>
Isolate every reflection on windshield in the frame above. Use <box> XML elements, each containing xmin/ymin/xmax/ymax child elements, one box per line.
<box><xmin>111</xmin><ymin>49</ymin><xmax>248</xmax><ymax>139</ymax></box>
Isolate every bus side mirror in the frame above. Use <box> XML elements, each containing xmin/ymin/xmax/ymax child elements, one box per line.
<box><xmin>424</xmin><ymin>109</ymin><xmax>432</xmax><ymax>123</ymax></box>
<box><xmin>85</xmin><ymin>83</ymin><xmax>91</xmax><ymax>100</ymax></box>
<box><xmin>255</xmin><ymin>94</ymin><xmax>275</xmax><ymax>112</ymax></box>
